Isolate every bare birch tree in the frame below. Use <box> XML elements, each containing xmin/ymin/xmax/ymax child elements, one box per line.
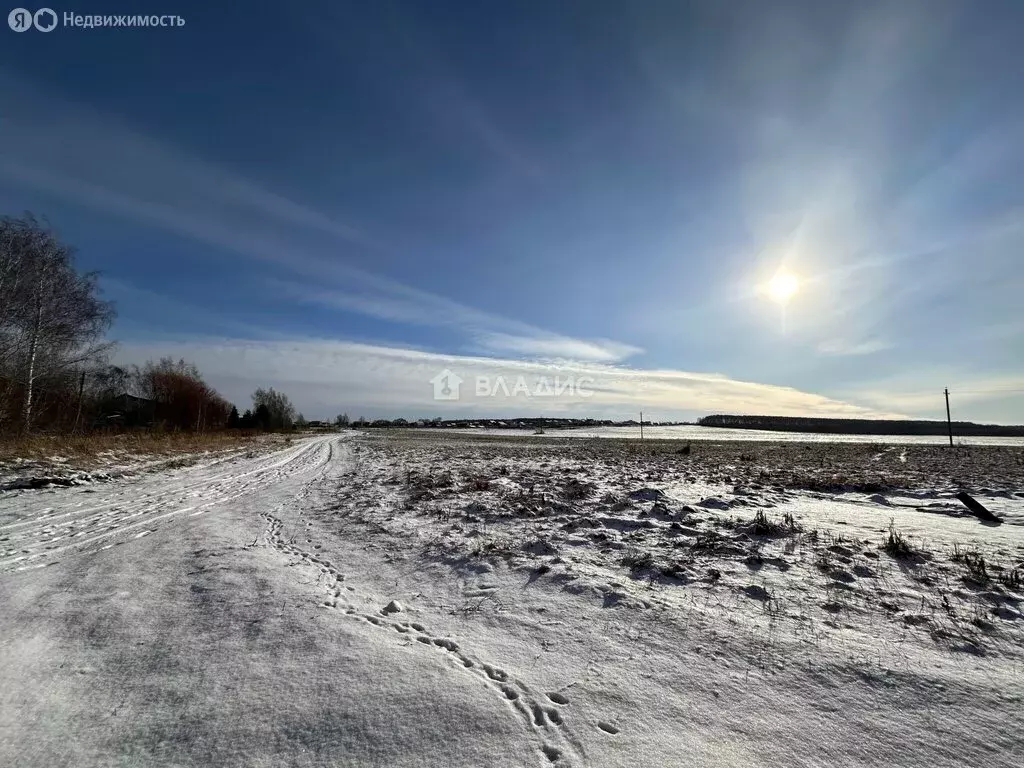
<box><xmin>252</xmin><ymin>387</ymin><xmax>296</xmax><ymax>430</ymax></box>
<box><xmin>0</xmin><ymin>214</ymin><xmax>115</xmax><ymax>433</ymax></box>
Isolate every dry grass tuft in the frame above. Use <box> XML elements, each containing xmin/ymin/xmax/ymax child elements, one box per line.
<box><xmin>882</xmin><ymin>520</ymin><xmax>928</xmax><ymax>561</ymax></box>
<box><xmin>0</xmin><ymin>431</ymin><xmax>266</xmax><ymax>467</ymax></box>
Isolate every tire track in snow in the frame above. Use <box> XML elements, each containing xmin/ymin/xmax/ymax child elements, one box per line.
<box><xmin>0</xmin><ymin>437</ymin><xmax>337</xmax><ymax>572</ymax></box>
<box><xmin>0</xmin><ymin>450</ymin><xmax>261</xmax><ymax>532</ymax></box>
<box><xmin>0</xmin><ymin>438</ymin><xmax>327</xmax><ymax>534</ymax></box>
<box><xmin>259</xmin><ymin>482</ymin><xmax>588</xmax><ymax>767</ymax></box>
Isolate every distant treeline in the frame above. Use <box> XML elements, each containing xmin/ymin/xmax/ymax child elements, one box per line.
<box><xmin>698</xmin><ymin>414</ymin><xmax>1024</xmax><ymax>437</ymax></box>
<box><xmin>355</xmin><ymin>417</ymin><xmax>690</xmax><ymax>430</ymax></box>
<box><xmin>0</xmin><ymin>212</ymin><xmax>304</xmax><ymax>436</ymax></box>
<box><xmin>433</xmin><ymin>417</ymin><xmax>621</xmax><ymax>430</ymax></box>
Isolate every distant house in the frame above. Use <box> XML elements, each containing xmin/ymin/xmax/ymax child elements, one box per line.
<box><xmin>102</xmin><ymin>393</ymin><xmax>157</xmax><ymax>427</ymax></box>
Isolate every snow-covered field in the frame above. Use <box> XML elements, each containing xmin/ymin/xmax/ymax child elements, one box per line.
<box><xmin>1</xmin><ymin>432</ymin><xmax>1022</xmax><ymax>767</ymax></box>
<box><xmin>426</xmin><ymin>425</ymin><xmax>1024</xmax><ymax>446</ymax></box>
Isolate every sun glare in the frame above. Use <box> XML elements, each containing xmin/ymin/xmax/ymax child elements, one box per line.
<box><xmin>767</xmin><ymin>271</ymin><xmax>799</xmax><ymax>305</ymax></box>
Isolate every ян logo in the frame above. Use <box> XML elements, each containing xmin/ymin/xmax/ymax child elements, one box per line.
<box><xmin>8</xmin><ymin>7</ymin><xmax>32</xmax><ymax>30</ymax></box>
<box><xmin>8</xmin><ymin>10</ymin><xmax>185</xmax><ymax>30</ymax></box>
<box><xmin>8</xmin><ymin>7</ymin><xmax>56</xmax><ymax>31</ymax></box>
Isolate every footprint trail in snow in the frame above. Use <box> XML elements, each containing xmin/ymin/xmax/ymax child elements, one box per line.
<box><xmin>261</xmin><ymin>499</ymin><xmax>589</xmax><ymax>767</ymax></box>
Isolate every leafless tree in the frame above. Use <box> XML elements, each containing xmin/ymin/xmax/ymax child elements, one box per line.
<box><xmin>133</xmin><ymin>358</ymin><xmax>232</xmax><ymax>432</ymax></box>
<box><xmin>252</xmin><ymin>387</ymin><xmax>296</xmax><ymax>430</ymax></box>
<box><xmin>0</xmin><ymin>214</ymin><xmax>115</xmax><ymax>433</ymax></box>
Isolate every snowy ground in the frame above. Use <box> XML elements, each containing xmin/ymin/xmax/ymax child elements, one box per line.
<box><xmin>424</xmin><ymin>425</ymin><xmax>1024</xmax><ymax>446</ymax></box>
<box><xmin>1</xmin><ymin>432</ymin><xmax>1022</xmax><ymax>767</ymax></box>
<box><xmin>0</xmin><ymin>433</ymin><xmax>295</xmax><ymax>491</ymax></box>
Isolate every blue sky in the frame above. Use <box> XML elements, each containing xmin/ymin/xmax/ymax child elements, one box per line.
<box><xmin>2</xmin><ymin>0</ymin><xmax>1022</xmax><ymax>421</ymax></box>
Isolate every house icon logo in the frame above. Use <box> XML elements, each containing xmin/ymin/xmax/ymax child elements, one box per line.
<box><xmin>430</xmin><ymin>369</ymin><xmax>463</xmax><ymax>401</ymax></box>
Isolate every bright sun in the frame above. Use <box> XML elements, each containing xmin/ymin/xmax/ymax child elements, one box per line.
<box><xmin>767</xmin><ymin>271</ymin><xmax>799</xmax><ymax>305</ymax></box>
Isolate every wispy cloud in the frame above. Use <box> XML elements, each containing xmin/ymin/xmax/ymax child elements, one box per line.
<box><xmin>315</xmin><ymin>3</ymin><xmax>549</xmax><ymax>182</ymax></box>
<box><xmin>471</xmin><ymin>332</ymin><xmax>644</xmax><ymax>363</ymax></box>
<box><xmin>838</xmin><ymin>369</ymin><xmax>1024</xmax><ymax>422</ymax></box>
<box><xmin>636</xmin><ymin>2</ymin><xmax>1021</xmax><ymax>366</ymax></box>
<box><xmin>0</xmin><ymin>72</ymin><xmax>635</xmax><ymax>365</ymax></box>
<box><xmin>271</xmin><ymin>279</ymin><xmax>642</xmax><ymax>363</ymax></box>
<box><xmin>113</xmin><ymin>336</ymin><xmax>904</xmax><ymax>421</ymax></box>
<box><xmin>816</xmin><ymin>338</ymin><xmax>892</xmax><ymax>357</ymax></box>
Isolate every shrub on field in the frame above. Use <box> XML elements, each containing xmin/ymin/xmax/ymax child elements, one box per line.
<box><xmin>470</xmin><ymin>535</ymin><xmax>516</xmax><ymax>558</ymax></box>
<box><xmin>464</xmin><ymin>476</ymin><xmax>492</xmax><ymax>492</ymax></box>
<box><xmin>406</xmin><ymin>470</ymin><xmax>453</xmax><ymax>490</ymax></box>
<box><xmin>562</xmin><ymin>478</ymin><xmax>595</xmax><ymax>501</ymax></box>
<box><xmin>621</xmin><ymin>549</ymin><xmax>655</xmax><ymax>572</ymax></box>
<box><xmin>883</xmin><ymin>520</ymin><xmax>927</xmax><ymax>560</ymax></box>
<box><xmin>742</xmin><ymin>510</ymin><xmax>802</xmax><ymax>537</ymax></box>
<box><xmin>952</xmin><ymin>544</ymin><xmax>990</xmax><ymax>584</ymax></box>
<box><xmin>999</xmin><ymin>568</ymin><xmax>1021</xmax><ymax>590</ymax></box>
<box><xmin>404</xmin><ymin>469</ymin><xmax>456</xmax><ymax>503</ymax></box>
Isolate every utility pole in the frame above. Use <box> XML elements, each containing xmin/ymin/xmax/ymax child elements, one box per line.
<box><xmin>944</xmin><ymin>388</ymin><xmax>953</xmax><ymax>447</ymax></box>
<box><xmin>73</xmin><ymin>370</ymin><xmax>85</xmax><ymax>434</ymax></box>
<box><xmin>639</xmin><ymin>410</ymin><xmax>644</xmax><ymax>441</ymax></box>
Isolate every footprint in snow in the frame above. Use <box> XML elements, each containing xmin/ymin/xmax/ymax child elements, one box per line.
<box><xmin>482</xmin><ymin>664</ymin><xmax>509</xmax><ymax>682</ymax></box>
<box><xmin>541</xmin><ymin>744</ymin><xmax>561</xmax><ymax>762</ymax></box>
<box><xmin>532</xmin><ymin>703</ymin><xmax>564</xmax><ymax>727</ymax></box>
<box><xmin>743</xmin><ymin>584</ymin><xmax>770</xmax><ymax>601</ymax></box>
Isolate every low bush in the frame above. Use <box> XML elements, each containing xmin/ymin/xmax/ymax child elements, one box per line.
<box><xmin>621</xmin><ymin>549</ymin><xmax>656</xmax><ymax>572</ymax></box>
<box><xmin>883</xmin><ymin>521</ymin><xmax>925</xmax><ymax>560</ymax></box>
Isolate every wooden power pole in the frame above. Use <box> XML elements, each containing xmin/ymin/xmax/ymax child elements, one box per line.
<box><xmin>944</xmin><ymin>388</ymin><xmax>953</xmax><ymax>447</ymax></box>
<box><xmin>73</xmin><ymin>370</ymin><xmax>85</xmax><ymax>434</ymax></box>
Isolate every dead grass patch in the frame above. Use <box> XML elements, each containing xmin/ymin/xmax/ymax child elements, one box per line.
<box><xmin>0</xmin><ymin>431</ymin><xmax>265</xmax><ymax>467</ymax></box>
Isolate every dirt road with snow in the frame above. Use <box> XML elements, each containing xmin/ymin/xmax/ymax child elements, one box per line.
<box><xmin>1</xmin><ymin>432</ymin><xmax>1022</xmax><ymax>767</ymax></box>
<box><xmin>0</xmin><ymin>436</ymin><xmax>547</xmax><ymax>767</ymax></box>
